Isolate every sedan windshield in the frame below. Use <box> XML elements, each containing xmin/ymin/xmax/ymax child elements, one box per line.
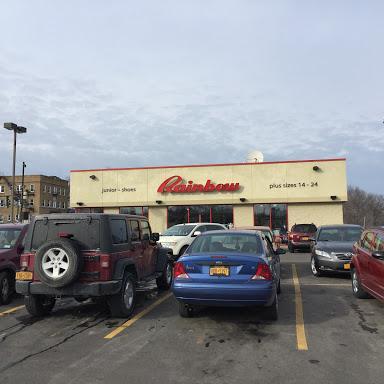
<box><xmin>188</xmin><ymin>233</ymin><xmax>263</xmax><ymax>255</ymax></box>
<box><xmin>163</xmin><ymin>225</ymin><xmax>196</xmax><ymax>236</ymax></box>
<box><xmin>0</xmin><ymin>229</ymin><xmax>21</xmax><ymax>249</ymax></box>
<box><xmin>318</xmin><ymin>227</ymin><xmax>362</xmax><ymax>242</ymax></box>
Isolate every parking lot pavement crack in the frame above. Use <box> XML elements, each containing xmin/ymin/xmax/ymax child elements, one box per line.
<box><xmin>0</xmin><ymin>314</ymin><xmax>107</xmax><ymax>373</ymax></box>
<box><xmin>350</xmin><ymin>303</ymin><xmax>378</xmax><ymax>334</ymax></box>
<box><xmin>0</xmin><ymin>320</ymin><xmax>41</xmax><ymax>344</ymax></box>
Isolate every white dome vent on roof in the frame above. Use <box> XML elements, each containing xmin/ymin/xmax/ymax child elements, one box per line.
<box><xmin>246</xmin><ymin>150</ymin><xmax>264</xmax><ymax>163</ymax></box>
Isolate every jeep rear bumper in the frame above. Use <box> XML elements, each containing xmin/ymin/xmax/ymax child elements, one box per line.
<box><xmin>16</xmin><ymin>280</ymin><xmax>122</xmax><ymax>297</ymax></box>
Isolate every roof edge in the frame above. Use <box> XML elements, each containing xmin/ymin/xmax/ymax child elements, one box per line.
<box><xmin>70</xmin><ymin>158</ymin><xmax>347</xmax><ymax>173</ymax></box>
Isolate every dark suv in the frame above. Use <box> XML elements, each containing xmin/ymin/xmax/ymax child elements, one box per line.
<box><xmin>351</xmin><ymin>227</ymin><xmax>384</xmax><ymax>302</ymax></box>
<box><xmin>16</xmin><ymin>214</ymin><xmax>173</xmax><ymax>317</ymax></box>
<box><xmin>288</xmin><ymin>223</ymin><xmax>317</xmax><ymax>252</ymax></box>
<box><xmin>0</xmin><ymin>223</ymin><xmax>29</xmax><ymax>305</ymax></box>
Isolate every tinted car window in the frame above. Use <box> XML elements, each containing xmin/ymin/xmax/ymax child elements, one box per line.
<box><xmin>361</xmin><ymin>232</ymin><xmax>375</xmax><ymax>251</ymax></box>
<box><xmin>163</xmin><ymin>224</ymin><xmax>195</xmax><ymax>236</ymax></box>
<box><xmin>110</xmin><ymin>219</ymin><xmax>128</xmax><ymax>244</ymax></box>
<box><xmin>292</xmin><ymin>224</ymin><xmax>317</xmax><ymax>233</ymax></box>
<box><xmin>31</xmin><ymin>219</ymin><xmax>100</xmax><ymax>250</ymax></box>
<box><xmin>129</xmin><ymin>220</ymin><xmax>141</xmax><ymax>241</ymax></box>
<box><xmin>188</xmin><ymin>233</ymin><xmax>263</xmax><ymax>255</ymax></box>
<box><xmin>206</xmin><ymin>225</ymin><xmax>225</xmax><ymax>231</ymax></box>
<box><xmin>374</xmin><ymin>233</ymin><xmax>384</xmax><ymax>252</ymax></box>
<box><xmin>0</xmin><ymin>228</ymin><xmax>21</xmax><ymax>249</ymax></box>
<box><xmin>141</xmin><ymin>220</ymin><xmax>151</xmax><ymax>240</ymax></box>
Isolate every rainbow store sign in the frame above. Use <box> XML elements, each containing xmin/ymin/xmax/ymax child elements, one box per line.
<box><xmin>157</xmin><ymin>175</ymin><xmax>241</xmax><ymax>194</ymax></box>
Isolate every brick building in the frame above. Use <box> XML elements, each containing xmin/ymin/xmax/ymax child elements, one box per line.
<box><xmin>0</xmin><ymin>175</ymin><xmax>69</xmax><ymax>223</ymax></box>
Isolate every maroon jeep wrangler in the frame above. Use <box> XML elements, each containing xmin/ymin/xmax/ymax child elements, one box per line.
<box><xmin>0</xmin><ymin>223</ymin><xmax>29</xmax><ymax>305</ymax></box>
<box><xmin>16</xmin><ymin>213</ymin><xmax>173</xmax><ymax>317</ymax></box>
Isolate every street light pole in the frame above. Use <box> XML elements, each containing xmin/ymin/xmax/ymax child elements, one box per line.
<box><xmin>11</xmin><ymin>129</ymin><xmax>17</xmax><ymax>223</ymax></box>
<box><xmin>4</xmin><ymin>122</ymin><xmax>27</xmax><ymax>223</ymax></box>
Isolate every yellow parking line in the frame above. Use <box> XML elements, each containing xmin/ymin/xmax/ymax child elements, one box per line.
<box><xmin>104</xmin><ymin>292</ymin><xmax>172</xmax><ymax>339</ymax></box>
<box><xmin>0</xmin><ymin>305</ymin><xmax>24</xmax><ymax>317</ymax></box>
<box><xmin>292</xmin><ymin>264</ymin><xmax>308</xmax><ymax>351</ymax></box>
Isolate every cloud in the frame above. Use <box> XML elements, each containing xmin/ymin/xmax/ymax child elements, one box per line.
<box><xmin>0</xmin><ymin>0</ymin><xmax>383</xmax><ymax>193</ymax></box>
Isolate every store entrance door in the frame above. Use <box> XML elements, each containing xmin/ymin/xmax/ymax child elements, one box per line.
<box><xmin>254</xmin><ymin>204</ymin><xmax>287</xmax><ymax>230</ymax></box>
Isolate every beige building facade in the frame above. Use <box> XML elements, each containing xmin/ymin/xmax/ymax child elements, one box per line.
<box><xmin>0</xmin><ymin>175</ymin><xmax>70</xmax><ymax>223</ymax></box>
<box><xmin>70</xmin><ymin>158</ymin><xmax>347</xmax><ymax>233</ymax></box>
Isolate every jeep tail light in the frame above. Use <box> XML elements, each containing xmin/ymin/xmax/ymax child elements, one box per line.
<box><xmin>173</xmin><ymin>262</ymin><xmax>189</xmax><ymax>279</ymax></box>
<box><xmin>100</xmin><ymin>254</ymin><xmax>110</xmax><ymax>268</ymax></box>
<box><xmin>20</xmin><ymin>253</ymin><xmax>31</xmax><ymax>269</ymax></box>
<box><xmin>252</xmin><ymin>263</ymin><xmax>272</xmax><ymax>280</ymax></box>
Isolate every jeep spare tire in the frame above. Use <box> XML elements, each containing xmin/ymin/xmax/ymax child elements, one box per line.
<box><xmin>34</xmin><ymin>239</ymin><xmax>83</xmax><ymax>288</ymax></box>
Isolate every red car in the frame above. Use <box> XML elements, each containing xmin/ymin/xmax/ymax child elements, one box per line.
<box><xmin>351</xmin><ymin>227</ymin><xmax>384</xmax><ymax>302</ymax></box>
<box><xmin>0</xmin><ymin>223</ymin><xmax>29</xmax><ymax>305</ymax></box>
<box><xmin>288</xmin><ymin>223</ymin><xmax>317</xmax><ymax>253</ymax></box>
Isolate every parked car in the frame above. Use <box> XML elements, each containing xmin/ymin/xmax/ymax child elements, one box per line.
<box><xmin>310</xmin><ymin>224</ymin><xmax>363</xmax><ymax>277</ymax></box>
<box><xmin>351</xmin><ymin>227</ymin><xmax>384</xmax><ymax>302</ymax></box>
<box><xmin>172</xmin><ymin>230</ymin><xmax>285</xmax><ymax>320</ymax></box>
<box><xmin>15</xmin><ymin>213</ymin><xmax>173</xmax><ymax>317</ymax></box>
<box><xmin>235</xmin><ymin>226</ymin><xmax>281</xmax><ymax>249</ymax></box>
<box><xmin>288</xmin><ymin>223</ymin><xmax>317</xmax><ymax>252</ymax></box>
<box><xmin>0</xmin><ymin>223</ymin><xmax>29</xmax><ymax>305</ymax></box>
<box><xmin>159</xmin><ymin>223</ymin><xmax>227</xmax><ymax>258</ymax></box>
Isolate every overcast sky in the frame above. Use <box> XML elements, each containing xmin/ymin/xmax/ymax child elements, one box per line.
<box><xmin>0</xmin><ymin>0</ymin><xmax>383</xmax><ymax>193</ymax></box>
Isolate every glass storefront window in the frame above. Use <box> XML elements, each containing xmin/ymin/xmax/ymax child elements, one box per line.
<box><xmin>167</xmin><ymin>205</ymin><xmax>233</xmax><ymax>227</ymax></box>
<box><xmin>254</xmin><ymin>204</ymin><xmax>287</xmax><ymax>230</ymax></box>
<box><xmin>120</xmin><ymin>207</ymin><xmax>149</xmax><ymax>217</ymax></box>
<box><xmin>211</xmin><ymin>205</ymin><xmax>233</xmax><ymax>225</ymax></box>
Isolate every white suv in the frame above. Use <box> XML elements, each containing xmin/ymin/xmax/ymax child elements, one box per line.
<box><xmin>159</xmin><ymin>223</ymin><xmax>227</xmax><ymax>258</ymax></box>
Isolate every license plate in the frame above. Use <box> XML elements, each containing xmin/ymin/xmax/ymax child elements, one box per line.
<box><xmin>302</xmin><ymin>237</ymin><xmax>309</xmax><ymax>241</ymax></box>
<box><xmin>210</xmin><ymin>266</ymin><xmax>230</xmax><ymax>276</ymax></box>
<box><xmin>344</xmin><ymin>263</ymin><xmax>351</xmax><ymax>270</ymax></box>
<box><xmin>16</xmin><ymin>271</ymin><xmax>33</xmax><ymax>281</ymax></box>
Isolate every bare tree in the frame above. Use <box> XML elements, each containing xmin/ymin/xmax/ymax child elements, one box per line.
<box><xmin>344</xmin><ymin>186</ymin><xmax>384</xmax><ymax>227</ymax></box>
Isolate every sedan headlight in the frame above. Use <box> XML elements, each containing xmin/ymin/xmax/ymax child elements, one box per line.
<box><xmin>315</xmin><ymin>249</ymin><xmax>331</xmax><ymax>258</ymax></box>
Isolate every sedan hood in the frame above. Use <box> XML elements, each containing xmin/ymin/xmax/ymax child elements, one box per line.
<box><xmin>159</xmin><ymin>236</ymin><xmax>185</xmax><ymax>243</ymax></box>
<box><xmin>316</xmin><ymin>241</ymin><xmax>355</xmax><ymax>254</ymax></box>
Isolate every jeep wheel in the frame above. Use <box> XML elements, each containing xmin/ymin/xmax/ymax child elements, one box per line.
<box><xmin>0</xmin><ymin>271</ymin><xmax>13</xmax><ymax>305</ymax></box>
<box><xmin>34</xmin><ymin>239</ymin><xmax>83</xmax><ymax>288</ymax></box>
<box><xmin>108</xmin><ymin>273</ymin><xmax>136</xmax><ymax>318</ymax></box>
<box><xmin>25</xmin><ymin>295</ymin><xmax>56</xmax><ymax>317</ymax></box>
<box><xmin>156</xmin><ymin>260</ymin><xmax>173</xmax><ymax>290</ymax></box>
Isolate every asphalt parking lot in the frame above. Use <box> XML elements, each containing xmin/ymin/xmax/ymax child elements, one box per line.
<box><xmin>0</xmin><ymin>252</ymin><xmax>383</xmax><ymax>384</ymax></box>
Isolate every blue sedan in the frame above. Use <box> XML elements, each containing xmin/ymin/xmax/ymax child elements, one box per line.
<box><xmin>172</xmin><ymin>230</ymin><xmax>284</xmax><ymax>320</ymax></box>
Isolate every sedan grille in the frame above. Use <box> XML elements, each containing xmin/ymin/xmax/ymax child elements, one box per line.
<box><xmin>335</xmin><ymin>253</ymin><xmax>353</xmax><ymax>260</ymax></box>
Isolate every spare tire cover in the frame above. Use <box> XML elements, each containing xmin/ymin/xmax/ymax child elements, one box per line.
<box><xmin>34</xmin><ymin>239</ymin><xmax>83</xmax><ymax>288</ymax></box>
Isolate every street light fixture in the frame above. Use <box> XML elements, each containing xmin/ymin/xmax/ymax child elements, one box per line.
<box><xmin>3</xmin><ymin>122</ymin><xmax>27</xmax><ymax>223</ymax></box>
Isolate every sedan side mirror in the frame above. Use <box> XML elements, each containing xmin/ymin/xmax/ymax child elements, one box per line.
<box><xmin>372</xmin><ymin>251</ymin><xmax>384</xmax><ymax>260</ymax></box>
<box><xmin>192</xmin><ymin>231</ymin><xmax>201</xmax><ymax>237</ymax></box>
<box><xmin>275</xmin><ymin>248</ymin><xmax>286</xmax><ymax>255</ymax></box>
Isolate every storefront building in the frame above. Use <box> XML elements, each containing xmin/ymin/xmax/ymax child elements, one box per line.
<box><xmin>70</xmin><ymin>158</ymin><xmax>347</xmax><ymax>233</ymax></box>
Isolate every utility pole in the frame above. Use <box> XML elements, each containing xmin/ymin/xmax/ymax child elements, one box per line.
<box><xmin>20</xmin><ymin>161</ymin><xmax>26</xmax><ymax>222</ymax></box>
